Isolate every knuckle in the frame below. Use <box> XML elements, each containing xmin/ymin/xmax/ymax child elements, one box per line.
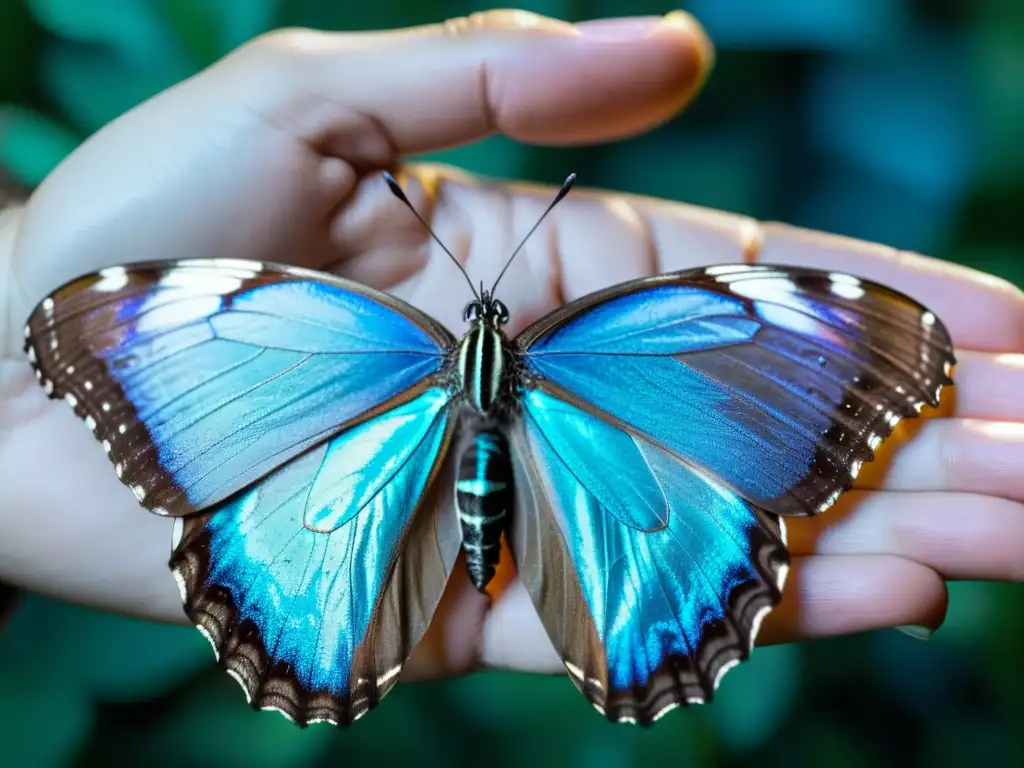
<box><xmin>229</xmin><ymin>27</ymin><xmax>321</xmax><ymax>76</ymax></box>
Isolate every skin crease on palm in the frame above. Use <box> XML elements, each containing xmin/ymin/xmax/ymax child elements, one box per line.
<box><xmin>1</xmin><ymin>9</ymin><xmax>1023</xmax><ymax>687</ymax></box>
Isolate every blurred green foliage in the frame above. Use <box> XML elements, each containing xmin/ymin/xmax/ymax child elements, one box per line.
<box><xmin>1</xmin><ymin>0</ymin><xmax>1022</xmax><ymax>766</ymax></box>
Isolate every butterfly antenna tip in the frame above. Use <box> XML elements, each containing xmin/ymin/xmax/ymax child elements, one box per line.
<box><xmin>381</xmin><ymin>171</ymin><xmax>479</xmax><ymax>300</ymax></box>
<box><xmin>490</xmin><ymin>171</ymin><xmax>577</xmax><ymax>297</ymax></box>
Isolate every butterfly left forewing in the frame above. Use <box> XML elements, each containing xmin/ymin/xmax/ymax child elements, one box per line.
<box><xmin>24</xmin><ymin>259</ymin><xmax>455</xmax><ymax>517</ymax></box>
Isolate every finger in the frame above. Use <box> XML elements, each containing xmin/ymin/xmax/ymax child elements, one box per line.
<box><xmin>357</xmin><ymin>169</ymin><xmax>1024</xmax><ymax>349</ymax></box>
<box><xmin>477</xmin><ymin>554</ymin><xmax>948</xmax><ymax>674</ymax></box>
<box><xmin>758</xmin><ymin>554</ymin><xmax>948</xmax><ymax>644</ymax></box>
<box><xmin>9</xmin><ymin>11</ymin><xmax>712</xmax><ymax>338</ymax></box>
<box><xmin>786</xmin><ymin>491</ymin><xmax>1024</xmax><ymax>582</ymax></box>
<box><xmin>943</xmin><ymin>350</ymin><xmax>1024</xmax><ymax>421</ymax></box>
<box><xmin>860</xmin><ymin>418</ymin><xmax>1024</xmax><ymax>501</ymax></box>
<box><xmin>0</xmin><ymin>393</ymin><xmax>183</xmax><ymax>622</ymax></box>
<box><xmin>235</xmin><ymin>11</ymin><xmax>713</xmax><ymax>160</ymax></box>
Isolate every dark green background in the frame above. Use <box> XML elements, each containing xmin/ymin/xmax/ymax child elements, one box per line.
<box><xmin>1</xmin><ymin>1</ymin><xmax>1022</xmax><ymax>766</ymax></box>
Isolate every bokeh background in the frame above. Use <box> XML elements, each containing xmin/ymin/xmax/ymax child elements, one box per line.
<box><xmin>1</xmin><ymin>0</ymin><xmax>1022</xmax><ymax>766</ymax></box>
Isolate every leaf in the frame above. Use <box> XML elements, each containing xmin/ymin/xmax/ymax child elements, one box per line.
<box><xmin>594</xmin><ymin>123</ymin><xmax>772</xmax><ymax>218</ymax></box>
<box><xmin>792</xmin><ymin>162</ymin><xmax>959</xmax><ymax>254</ymax></box>
<box><xmin>0</xmin><ymin>105</ymin><xmax>81</xmax><ymax>186</ymax></box>
<box><xmin>804</xmin><ymin>38</ymin><xmax>977</xmax><ymax>203</ymax></box>
<box><xmin>686</xmin><ymin>0</ymin><xmax>910</xmax><ymax>51</ymax></box>
<box><xmin>38</xmin><ymin>43</ymin><xmax>190</xmax><ymax>133</ymax></box>
<box><xmin>0</xmin><ymin>595</ymin><xmax>211</xmax><ymax>701</ymax></box>
<box><xmin>153</xmin><ymin>0</ymin><xmax>281</xmax><ymax>69</ymax></box>
<box><xmin>0</xmin><ymin>672</ymin><xmax>92</xmax><ymax>766</ymax></box>
<box><xmin>143</xmin><ymin>672</ymin><xmax>335</xmax><ymax>767</ymax></box>
<box><xmin>0</xmin><ymin>0</ymin><xmax>39</xmax><ymax>102</ymax></box>
<box><xmin>969</xmin><ymin>23</ymin><xmax>1024</xmax><ymax>190</ymax></box>
<box><xmin>706</xmin><ymin>643</ymin><xmax>803</xmax><ymax>754</ymax></box>
<box><xmin>27</xmin><ymin>0</ymin><xmax>185</xmax><ymax>67</ymax></box>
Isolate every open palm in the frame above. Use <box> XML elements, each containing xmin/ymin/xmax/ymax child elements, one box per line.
<box><xmin>1</xmin><ymin>11</ymin><xmax>1021</xmax><ymax>682</ymax></box>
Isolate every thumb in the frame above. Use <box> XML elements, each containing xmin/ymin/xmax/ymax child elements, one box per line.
<box><xmin>7</xmin><ymin>10</ymin><xmax>712</xmax><ymax>337</ymax></box>
<box><xmin>221</xmin><ymin>9</ymin><xmax>714</xmax><ymax>164</ymax></box>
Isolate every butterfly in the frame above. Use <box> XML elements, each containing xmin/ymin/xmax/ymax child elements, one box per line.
<box><xmin>23</xmin><ymin>171</ymin><xmax>955</xmax><ymax>727</ymax></box>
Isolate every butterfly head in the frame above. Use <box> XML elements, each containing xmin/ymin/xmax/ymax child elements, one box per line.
<box><xmin>463</xmin><ymin>290</ymin><xmax>509</xmax><ymax>328</ymax></box>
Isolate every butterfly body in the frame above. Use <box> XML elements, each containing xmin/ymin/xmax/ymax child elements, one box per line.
<box><xmin>25</xmin><ymin>251</ymin><xmax>955</xmax><ymax>727</ymax></box>
<box><xmin>450</xmin><ymin>294</ymin><xmax>519</xmax><ymax>590</ymax></box>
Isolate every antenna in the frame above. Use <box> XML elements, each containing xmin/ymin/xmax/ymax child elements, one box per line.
<box><xmin>490</xmin><ymin>173</ymin><xmax>576</xmax><ymax>297</ymax></box>
<box><xmin>382</xmin><ymin>171</ymin><xmax>479</xmax><ymax>301</ymax></box>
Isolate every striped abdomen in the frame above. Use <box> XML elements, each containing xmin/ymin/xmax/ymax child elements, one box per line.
<box><xmin>456</xmin><ymin>428</ymin><xmax>512</xmax><ymax>592</ymax></box>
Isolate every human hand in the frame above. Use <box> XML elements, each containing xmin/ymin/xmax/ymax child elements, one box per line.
<box><xmin>1</xmin><ymin>10</ymin><xmax>1021</xmax><ymax>683</ymax></box>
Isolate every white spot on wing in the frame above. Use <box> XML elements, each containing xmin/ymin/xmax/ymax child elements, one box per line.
<box><xmin>171</xmin><ymin>566</ymin><xmax>187</xmax><ymax>602</ymax></box>
<box><xmin>95</xmin><ymin>266</ymin><xmax>129</xmax><ymax>292</ymax></box>
<box><xmin>829</xmin><ymin>281</ymin><xmax>865</xmax><ymax>301</ymax></box>
<box><xmin>376</xmin><ymin>665</ymin><xmax>402</xmax><ymax>688</ymax></box>
<box><xmin>712</xmin><ymin>657</ymin><xmax>741</xmax><ymax>691</ymax></box>
<box><xmin>210</xmin><ymin>258</ymin><xmax>262</xmax><ymax>274</ymax></box>
<box><xmin>196</xmin><ymin>624</ymin><xmax>221</xmax><ymax>661</ymax></box>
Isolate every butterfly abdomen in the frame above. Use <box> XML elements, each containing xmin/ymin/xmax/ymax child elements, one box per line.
<box><xmin>456</xmin><ymin>427</ymin><xmax>512</xmax><ymax>592</ymax></box>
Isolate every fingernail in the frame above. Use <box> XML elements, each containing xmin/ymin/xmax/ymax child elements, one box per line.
<box><xmin>896</xmin><ymin>625</ymin><xmax>936</xmax><ymax>641</ymax></box>
<box><xmin>576</xmin><ymin>16</ymin><xmax>662</xmax><ymax>42</ymax></box>
<box><xmin>662</xmin><ymin>10</ymin><xmax>716</xmax><ymax>77</ymax></box>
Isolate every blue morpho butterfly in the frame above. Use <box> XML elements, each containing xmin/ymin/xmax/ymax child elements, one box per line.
<box><xmin>24</xmin><ymin>171</ymin><xmax>955</xmax><ymax>727</ymax></box>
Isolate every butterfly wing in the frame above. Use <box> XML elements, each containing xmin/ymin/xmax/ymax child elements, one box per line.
<box><xmin>25</xmin><ymin>259</ymin><xmax>462</xmax><ymax>725</ymax></box>
<box><xmin>171</xmin><ymin>385</ymin><xmax>459</xmax><ymax>725</ymax></box>
<box><xmin>511</xmin><ymin>263</ymin><xmax>955</xmax><ymax>722</ymax></box>
<box><xmin>24</xmin><ymin>259</ymin><xmax>455</xmax><ymax>517</ymax></box>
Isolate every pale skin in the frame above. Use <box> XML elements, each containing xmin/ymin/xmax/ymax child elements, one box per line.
<box><xmin>1</xmin><ymin>10</ymin><xmax>1022</xmax><ymax>684</ymax></box>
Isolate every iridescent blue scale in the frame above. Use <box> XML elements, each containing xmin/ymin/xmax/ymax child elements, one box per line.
<box><xmin>26</xmin><ymin>207</ymin><xmax>954</xmax><ymax>726</ymax></box>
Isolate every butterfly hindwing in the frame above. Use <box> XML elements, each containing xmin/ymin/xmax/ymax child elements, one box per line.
<box><xmin>171</xmin><ymin>385</ymin><xmax>459</xmax><ymax>726</ymax></box>
<box><xmin>24</xmin><ymin>259</ymin><xmax>455</xmax><ymax>517</ymax></box>
<box><xmin>509</xmin><ymin>390</ymin><xmax>787</xmax><ymax>723</ymax></box>
<box><xmin>512</xmin><ymin>264</ymin><xmax>955</xmax><ymax>722</ymax></box>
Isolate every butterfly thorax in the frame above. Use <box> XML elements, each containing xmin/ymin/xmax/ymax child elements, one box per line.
<box><xmin>455</xmin><ymin>317</ymin><xmax>512</xmax><ymax>415</ymax></box>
